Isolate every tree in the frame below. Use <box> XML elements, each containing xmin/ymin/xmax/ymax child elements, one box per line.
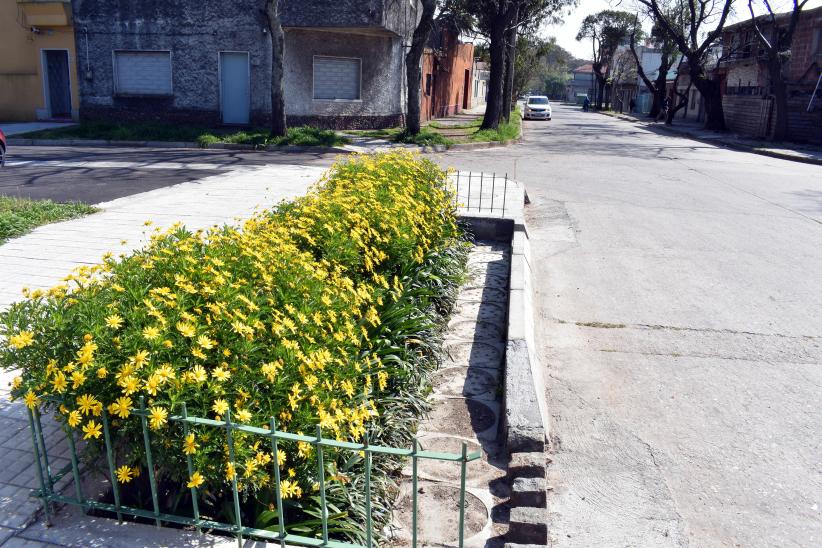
<box><xmin>513</xmin><ymin>35</ymin><xmax>554</xmax><ymax>99</ymax></box>
<box><xmin>636</xmin><ymin>0</ymin><xmax>734</xmax><ymax>130</ymax></box>
<box><xmin>576</xmin><ymin>10</ymin><xmax>637</xmax><ymax>110</ymax></box>
<box><xmin>747</xmin><ymin>0</ymin><xmax>810</xmax><ymax>141</ymax></box>
<box><xmin>444</xmin><ymin>0</ymin><xmax>568</xmax><ymax>129</ymax></box>
<box><xmin>405</xmin><ymin>0</ymin><xmax>439</xmax><ymax>135</ymax></box>
<box><xmin>628</xmin><ymin>14</ymin><xmax>678</xmax><ymax>118</ymax></box>
<box><xmin>265</xmin><ymin>0</ymin><xmax>286</xmax><ymax>137</ymax></box>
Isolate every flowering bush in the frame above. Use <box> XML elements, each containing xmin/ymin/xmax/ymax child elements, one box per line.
<box><xmin>0</xmin><ymin>151</ymin><xmax>468</xmax><ymax>541</ymax></box>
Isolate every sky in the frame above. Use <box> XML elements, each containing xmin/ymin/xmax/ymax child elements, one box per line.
<box><xmin>544</xmin><ymin>0</ymin><xmax>822</xmax><ymax>61</ymax></box>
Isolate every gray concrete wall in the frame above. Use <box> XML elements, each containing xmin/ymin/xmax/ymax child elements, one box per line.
<box><xmin>281</xmin><ymin>0</ymin><xmax>417</xmax><ymax>38</ymax></box>
<box><xmin>72</xmin><ymin>0</ymin><xmax>271</xmax><ymax>125</ymax></box>
<box><xmin>284</xmin><ymin>29</ymin><xmax>405</xmax><ymax>128</ymax></box>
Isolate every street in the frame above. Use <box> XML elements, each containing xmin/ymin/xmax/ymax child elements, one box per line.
<box><xmin>1</xmin><ymin>104</ymin><xmax>821</xmax><ymax>546</ymax></box>
<box><xmin>435</xmin><ymin>104</ymin><xmax>822</xmax><ymax>547</ymax></box>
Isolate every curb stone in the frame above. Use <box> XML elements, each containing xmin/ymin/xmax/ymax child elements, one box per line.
<box><xmin>508</xmin><ymin>507</ymin><xmax>548</xmax><ymax>544</ymax></box>
<box><xmin>599</xmin><ymin>110</ymin><xmax>822</xmax><ymax>166</ymax></box>
<box><xmin>505</xmin><ymin>544</ymin><xmax>548</xmax><ymax>548</ymax></box>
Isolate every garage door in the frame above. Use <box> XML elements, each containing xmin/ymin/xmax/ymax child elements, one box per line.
<box><xmin>313</xmin><ymin>56</ymin><xmax>361</xmax><ymax>100</ymax></box>
<box><xmin>114</xmin><ymin>51</ymin><xmax>172</xmax><ymax>95</ymax></box>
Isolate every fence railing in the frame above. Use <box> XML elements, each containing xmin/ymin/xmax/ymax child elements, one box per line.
<box><xmin>451</xmin><ymin>170</ymin><xmax>512</xmax><ymax>218</ymax></box>
<box><xmin>26</xmin><ymin>396</ymin><xmax>481</xmax><ymax>548</ymax></box>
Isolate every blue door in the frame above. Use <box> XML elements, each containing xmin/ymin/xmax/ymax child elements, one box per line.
<box><xmin>220</xmin><ymin>52</ymin><xmax>250</xmax><ymax>125</ymax></box>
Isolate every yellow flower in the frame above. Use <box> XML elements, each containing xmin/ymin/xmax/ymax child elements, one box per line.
<box><xmin>212</xmin><ymin>399</ymin><xmax>229</xmax><ymax>416</ymax></box>
<box><xmin>77</xmin><ymin>394</ymin><xmax>100</xmax><ymax>416</ymax></box>
<box><xmin>176</xmin><ymin>322</ymin><xmax>196</xmax><ymax>338</ymax></box>
<box><xmin>142</xmin><ymin>326</ymin><xmax>161</xmax><ymax>341</ymax></box>
<box><xmin>96</xmin><ymin>367</ymin><xmax>108</xmax><ymax>379</ymax></box>
<box><xmin>67</xmin><ymin>410</ymin><xmax>82</xmax><ymax>427</ymax></box>
<box><xmin>51</xmin><ymin>372</ymin><xmax>68</xmax><ymax>393</ymax></box>
<box><xmin>148</xmin><ymin>406</ymin><xmax>168</xmax><ymax>430</ymax></box>
<box><xmin>225</xmin><ymin>462</ymin><xmax>236</xmax><ymax>481</ymax></box>
<box><xmin>211</xmin><ymin>367</ymin><xmax>230</xmax><ymax>382</ymax></box>
<box><xmin>82</xmin><ymin>420</ymin><xmax>102</xmax><ymax>440</ymax></box>
<box><xmin>132</xmin><ymin>350</ymin><xmax>150</xmax><ymax>367</ymax></box>
<box><xmin>11</xmin><ymin>376</ymin><xmax>22</xmax><ymax>390</ymax></box>
<box><xmin>105</xmin><ymin>315</ymin><xmax>124</xmax><ymax>329</ymax></box>
<box><xmin>23</xmin><ymin>390</ymin><xmax>39</xmax><ymax>410</ymax></box>
<box><xmin>235</xmin><ymin>409</ymin><xmax>252</xmax><ymax>423</ymax></box>
<box><xmin>188</xmin><ymin>365</ymin><xmax>207</xmax><ymax>384</ymax></box>
<box><xmin>197</xmin><ymin>335</ymin><xmax>216</xmax><ymax>350</ymax></box>
<box><xmin>183</xmin><ymin>433</ymin><xmax>199</xmax><ymax>455</ymax></box>
<box><xmin>187</xmin><ymin>471</ymin><xmax>205</xmax><ymax>489</ymax></box>
<box><xmin>115</xmin><ymin>465</ymin><xmax>134</xmax><ymax>483</ymax></box>
<box><xmin>9</xmin><ymin>331</ymin><xmax>35</xmax><ymax>349</ymax></box>
<box><xmin>280</xmin><ymin>479</ymin><xmax>302</xmax><ymax>499</ymax></box>
<box><xmin>108</xmin><ymin>396</ymin><xmax>132</xmax><ymax>419</ymax></box>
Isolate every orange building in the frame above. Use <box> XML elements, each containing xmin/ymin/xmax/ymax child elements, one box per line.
<box><xmin>421</xmin><ymin>22</ymin><xmax>474</xmax><ymax>122</ymax></box>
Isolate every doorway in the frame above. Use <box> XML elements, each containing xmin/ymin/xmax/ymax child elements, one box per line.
<box><xmin>219</xmin><ymin>52</ymin><xmax>250</xmax><ymax>125</ymax></box>
<box><xmin>42</xmin><ymin>50</ymin><xmax>72</xmax><ymax>119</ymax></box>
<box><xmin>463</xmin><ymin>69</ymin><xmax>470</xmax><ymax>110</ymax></box>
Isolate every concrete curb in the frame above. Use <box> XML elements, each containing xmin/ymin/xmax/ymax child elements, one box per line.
<box><xmin>599</xmin><ymin>110</ymin><xmax>822</xmax><ymax>166</ymax></box>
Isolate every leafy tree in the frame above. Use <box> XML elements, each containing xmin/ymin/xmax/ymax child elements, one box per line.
<box><xmin>576</xmin><ymin>10</ymin><xmax>637</xmax><ymax>110</ymax></box>
<box><xmin>636</xmin><ymin>0</ymin><xmax>734</xmax><ymax>130</ymax></box>
<box><xmin>265</xmin><ymin>0</ymin><xmax>286</xmax><ymax>137</ymax></box>
<box><xmin>405</xmin><ymin>0</ymin><xmax>439</xmax><ymax>135</ymax></box>
<box><xmin>747</xmin><ymin>0</ymin><xmax>810</xmax><ymax>140</ymax></box>
<box><xmin>628</xmin><ymin>14</ymin><xmax>679</xmax><ymax>118</ymax></box>
<box><xmin>513</xmin><ymin>35</ymin><xmax>554</xmax><ymax>98</ymax></box>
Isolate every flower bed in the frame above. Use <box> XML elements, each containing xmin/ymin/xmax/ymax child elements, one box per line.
<box><xmin>1</xmin><ymin>151</ymin><xmax>468</xmax><ymax>543</ymax></box>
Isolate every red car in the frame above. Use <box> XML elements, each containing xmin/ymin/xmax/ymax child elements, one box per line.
<box><xmin>0</xmin><ymin>128</ymin><xmax>5</xmax><ymax>167</ymax></box>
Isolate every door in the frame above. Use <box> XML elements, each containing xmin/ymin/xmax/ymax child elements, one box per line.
<box><xmin>220</xmin><ymin>52</ymin><xmax>250</xmax><ymax>125</ymax></box>
<box><xmin>463</xmin><ymin>69</ymin><xmax>470</xmax><ymax>110</ymax></box>
<box><xmin>44</xmin><ymin>50</ymin><xmax>71</xmax><ymax>118</ymax></box>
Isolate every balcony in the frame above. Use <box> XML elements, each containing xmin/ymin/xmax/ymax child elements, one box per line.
<box><xmin>280</xmin><ymin>0</ymin><xmax>416</xmax><ymax>37</ymax></box>
<box><xmin>17</xmin><ymin>0</ymin><xmax>72</xmax><ymax>27</ymax></box>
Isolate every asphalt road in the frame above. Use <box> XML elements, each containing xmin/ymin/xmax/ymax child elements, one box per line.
<box><xmin>434</xmin><ymin>105</ymin><xmax>822</xmax><ymax>546</ymax></box>
<box><xmin>0</xmin><ymin>145</ymin><xmax>334</xmax><ymax>203</ymax></box>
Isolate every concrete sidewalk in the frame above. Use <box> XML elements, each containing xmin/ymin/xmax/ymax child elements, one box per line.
<box><xmin>0</xmin><ymin>162</ymin><xmax>324</xmax><ymax>547</ymax></box>
<box><xmin>603</xmin><ymin>110</ymin><xmax>822</xmax><ymax>165</ymax></box>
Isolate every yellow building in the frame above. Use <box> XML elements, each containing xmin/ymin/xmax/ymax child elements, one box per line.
<box><xmin>0</xmin><ymin>0</ymin><xmax>79</xmax><ymax>121</ymax></box>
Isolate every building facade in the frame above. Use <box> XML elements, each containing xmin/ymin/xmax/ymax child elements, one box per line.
<box><xmin>718</xmin><ymin>6</ymin><xmax>822</xmax><ymax>142</ymax></box>
<box><xmin>472</xmin><ymin>60</ymin><xmax>489</xmax><ymax>108</ymax></box>
<box><xmin>420</xmin><ymin>22</ymin><xmax>475</xmax><ymax>121</ymax></box>
<box><xmin>0</xmin><ymin>0</ymin><xmax>80</xmax><ymax>121</ymax></box>
<box><xmin>70</xmin><ymin>0</ymin><xmax>417</xmax><ymax>129</ymax></box>
<box><xmin>565</xmin><ymin>64</ymin><xmax>594</xmax><ymax>103</ymax></box>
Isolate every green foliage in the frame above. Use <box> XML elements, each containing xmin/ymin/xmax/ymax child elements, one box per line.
<box><xmin>394</xmin><ymin>128</ymin><xmax>454</xmax><ymax>146</ymax></box>
<box><xmin>471</xmin><ymin>107</ymin><xmax>521</xmax><ymax>142</ymax></box>
<box><xmin>0</xmin><ymin>197</ymin><xmax>97</xmax><ymax>244</ymax></box>
<box><xmin>21</xmin><ymin>122</ymin><xmax>349</xmax><ymax>148</ymax></box>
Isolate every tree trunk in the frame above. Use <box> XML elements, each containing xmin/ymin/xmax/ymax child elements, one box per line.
<box><xmin>690</xmin><ymin>67</ymin><xmax>725</xmax><ymax>131</ymax></box>
<box><xmin>501</xmin><ymin>6</ymin><xmax>519</xmax><ymax>122</ymax></box>
<box><xmin>266</xmin><ymin>0</ymin><xmax>286</xmax><ymax>137</ymax></box>
<box><xmin>596</xmin><ymin>76</ymin><xmax>606</xmax><ymax>110</ymax></box>
<box><xmin>404</xmin><ymin>0</ymin><xmax>437</xmax><ymax>135</ymax></box>
<box><xmin>649</xmin><ymin>55</ymin><xmax>670</xmax><ymax>118</ymax></box>
<box><xmin>481</xmin><ymin>16</ymin><xmax>507</xmax><ymax>130</ymax></box>
<box><xmin>768</xmin><ymin>58</ymin><xmax>788</xmax><ymax>141</ymax></box>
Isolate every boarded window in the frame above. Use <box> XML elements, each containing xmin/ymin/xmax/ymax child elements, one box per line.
<box><xmin>114</xmin><ymin>51</ymin><xmax>172</xmax><ymax>95</ymax></box>
<box><xmin>313</xmin><ymin>56</ymin><xmax>361</xmax><ymax>100</ymax></box>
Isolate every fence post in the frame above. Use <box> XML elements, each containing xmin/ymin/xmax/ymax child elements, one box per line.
<box><xmin>101</xmin><ymin>409</ymin><xmax>123</xmax><ymax>522</ymax></box>
<box><xmin>181</xmin><ymin>403</ymin><xmax>201</xmax><ymax>533</ymax></box>
<box><xmin>411</xmin><ymin>438</ymin><xmax>419</xmax><ymax>548</ymax></box>
<box><xmin>458</xmin><ymin>442</ymin><xmax>468</xmax><ymax>548</ymax></box>
<box><xmin>139</xmin><ymin>397</ymin><xmax>161</xmax><ymax>527</ymax></box>
<box><xmin>224</xmin><ymin>408</ymin><xmax>243</xmax><ymax>548</ymax></box>
<box><xmin>26</xmin><ymin>408</ymin><xmax>51</xmax><ymax>525</ymax></box>
<box><xmin>315</xmin><ymin>425</ymin><xmax>329</xmax><ymax>546</ymax></box>
<box><xmin>364</xmin><ymin>434</ymin><xmax>373</xmax><ymax>548</ymax></box>
<box><xmin>269</xmin><ymin>417</ymin><xmax>287</xmax><ymax>547</ymax></box>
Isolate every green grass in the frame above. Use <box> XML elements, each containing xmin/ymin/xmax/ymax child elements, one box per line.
<box><xmin>393</xmin><ymin>128</ymin><xmax>454</xmax><ymax>147</ymax></box>
<box><xmin>470</xmin><ymin>107</ymin><xmax>522</xmax><ymax>143</ymax></box>
<box><xmin>20</xmin><ymin>121</ymin><xmax>350</xmax><ymax>148</ymax></box>
<box><xmin>427</xmin><ymin>118</ymin><xmax>483</xmax><ymax>130</ymax></box>
<box><xmin>0</xmin><ymin>197</ymin><xmax>98</xmax><ymax>244</ymax></box>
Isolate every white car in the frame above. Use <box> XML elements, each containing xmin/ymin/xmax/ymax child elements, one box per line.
<box><xmin>523</xmin><ymin>96</ymin><xmax>552</xmax><ymax>120</ymax></box>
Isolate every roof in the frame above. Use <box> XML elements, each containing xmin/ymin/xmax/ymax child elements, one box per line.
<box><xmin>573</xmin><ymin>63</ymin><xmax>594</xmax><ymax>73</ymax></box>
<box><xmin>723</xmin><ymin>5</ymin><xmax>822</xmax><ymax>33</ymax></box>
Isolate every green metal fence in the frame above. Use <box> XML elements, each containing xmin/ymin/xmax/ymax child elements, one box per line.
<box><xmin>26</xmin><ymin>396</ymin><xmax>481</xmax><ymax>548</ymax></box>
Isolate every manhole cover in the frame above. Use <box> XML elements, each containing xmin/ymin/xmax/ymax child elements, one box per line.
<box><xmin>443</xmin><ymin>341</ymin><xmax>503</xmax><ymax>368</ymax></box>
<box><xmin>392</xmin><ymin>482</ymin><xmax>488</xmax><ymax>544</ymax></box>
<box><xmin>424</xmin><ymin>398</ymin><xmax>497</xmax><ymax>438</ymax></box>
<box><xmin>457</xmin><ymin>286</ymin><xmax>507</xmax><ymax>304</ymax></box>
<box><xmin>433</xmin><ymin>367</ymin><xmax>498</xmax><ymax>400</ymax></box>
<box><xmin>448</xmin><ymin>320</ymin><xmax>504</xmax><ymax>342</ymax></box>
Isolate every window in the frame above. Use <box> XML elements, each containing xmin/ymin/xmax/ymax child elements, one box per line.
<box><xmin>313</xmin><ymin>56</ymin><xmax>361</xmax><ymax>100</ymax></box>
<box><xmin>815</xmin><ymin>28</ymin><xmax>822</xmax><ymax>54</ymax></box>
<box><xmin>113</xmin><ymin>51</ymin><xmax>172</xmax><ymax>95</ymax></box>
<box><xmin>426</xmin><ymin>74</ymin><xmax>432</xmax><ymax>96</ymax></box>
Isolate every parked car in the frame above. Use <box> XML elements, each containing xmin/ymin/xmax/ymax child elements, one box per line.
<box><xmin>0</xmin><ymin>129</ymin><xmax>5</xmax><ymax>167</ymax></box>
<box><xmin>523</xmin><ymin>96</ymin><xmax>552</xmax><ymax>120</ymax></box>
